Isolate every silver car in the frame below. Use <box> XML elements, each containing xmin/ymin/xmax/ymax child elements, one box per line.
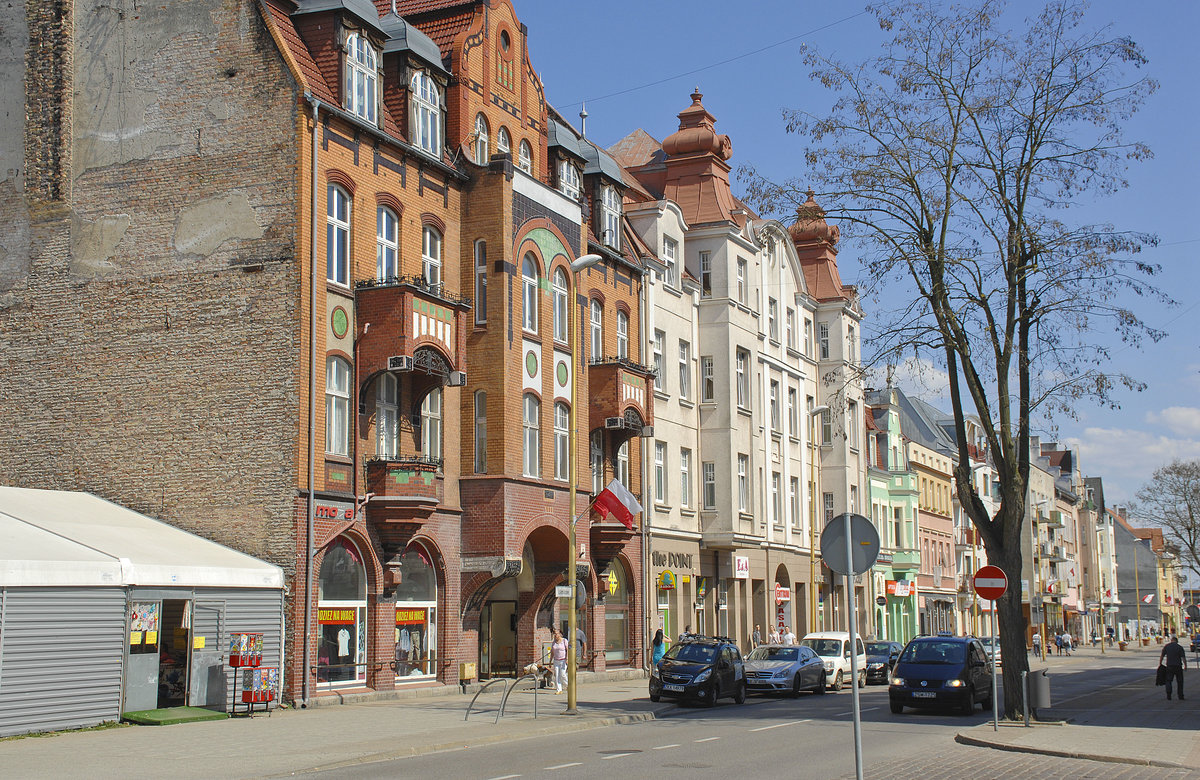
<box><xmin>979</xmin><ymin>636</ymin><xmax>1002</xmax><ymax>666</ymax></box>
<box><xmin>743</xmin><ymin>644</ymin><xmax>827</xmax><ymax>697</ymax></box>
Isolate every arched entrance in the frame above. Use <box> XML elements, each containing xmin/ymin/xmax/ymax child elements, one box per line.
<box><xmin>393</xmin><ymin>541</ymin><xmax>437</xmax><ymax>680</ymax></box>
<box><xmin>318</xmin><ymin>537</ymin><xmax>367</xmax><ymax>686</ymax></box>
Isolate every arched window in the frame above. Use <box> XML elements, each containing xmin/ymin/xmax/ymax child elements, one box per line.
<box><xmin>422</xmin><ymin>225</ymin><xmax>442</xmax><ymax>288</ymax></box>
<box><xmin>318</xmin><ymin>538</ymin><xmax>367</xmax><ymax>684</ymax></box>
<box><xmin>420</xmin><ymin>387</ymin><xmax>442</xmax><ymax>462</ymax></box>
<box><xmin>616</xmin><ymin>310</ymin><xmax>628</xmax><ymax>359</ymax></box>
<box><xmin>616</xmin><ymin>439</ymin><xmax>629</xmax><ymax>488</ymax></box>
<box><xmin>394</xmin><ymin>542</ymin><xmax>437</xmax><ymax>679</ymax></box>
<box><xmin>327</xmin><ymin>185</ymin><xmax>350</xmax><ymax>286</ymax></box>
<box><xmin>552</xmin><ymin>268</ymin><xmax>569</xmax><ymax>343</ymax></box>
<box><xmin>377</xmin><ymin>206</ymin><xmax>398</xmax><ymax>280</ymax></box>
<box><xmin>474</xmin><ymin>240</ymin><xmax>487</xmax><ymax>324</ymax></box>
<box><xmin>518</xmin><ymin>140</ymin><xmax>532</xmax><ymax>174</ymax></box>
<box><xmin>590</xmin><ymin>430</ymin><xmax>604</xmax><ymax>494</ymax></box>
<box><xmin>344</xmin><ymin>33</ymin><xmax>377</xmax><ymax>123</ymax></box>
<box><xmin>377</xmin><ymin>373</ymin><xmax>399</xmax><ymax>458</ymax></box>
<box><xmin>600</xmin><ymin>185</ymin><xmax>621</xmax><ymax>249</ymax></box>
<box><xmin>521</xmin><ymin>254</ymin><xmax>539</xmax><ymax>333</ymax></box>
<box><xmin>474</xmin><ymin>390</ymin><xmax>487</xmax><ymax>473</ymax></box>
<box><xmin>522</xmin><ymin>393</ymin><xmax>540</xmax><ymax>477</ymax></box>
<box><xmin>497</xmin><ymin>127</ymin><xmax>511</xmax><ymax>156</ymax></box>
<box><xmin>410</xmin><ymin>70</ymin><xmax>442</xmax><ymax>157</ymax></box>
<box><xmin>473</xmin><ymin>113</ymin><xmax>489</xmax><ymax>163</ymax></box>
<box><xmin>553</xmin><ymin>401</ymin><xmax>569</xmax><ymax>480</ymax></box>
<box><xmin>558</xmin><ymin>159</ymin><xmax>580</xmax><ymax>200</ymax></box>
<box><xmin>325</xmin><ymin>356</ymin><xmax>351</xmax><ymax>456</ymax></box>
<box><xmin>589</xmin><ymin>299</ymin><xmax>603</xmax><ymax>359</ymax></box>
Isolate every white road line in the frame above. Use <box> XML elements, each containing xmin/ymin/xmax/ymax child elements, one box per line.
<box><xmin>652</xmin><ymin>744</ymin><xmax>681</xmax><ymax>750</ymax></box>
<box><xmin>485</xmin><ymin>776</ymin><xmax>522</xmax><ymax>780</ymax></box>
<box><xmin>835</xmin><ymin>710</ymin><xmax>853</xmax><ymax>716</ymax></box>
<box><xmin>601</xmin><ymin>753</ymin><xmax>637</xmax><ymax>760</ymax></box>
<box><xmin>544</xmin><ymin>763</ymin><xmax>581</xmax><ymax>770</ymax></box>
<box><xmin>860</xmin><ymin>707</ymin><xmax>879</xmax><ymax>713</ymax></box>
<box><xmin>694</xmin><ymin>736</ymin><xmax>721</xmax><ymax>742</ymax></box>
<box><xmin>749</xmin><ymin>719</ymin><xmax>811</xmax><ymax>731</ymax></box>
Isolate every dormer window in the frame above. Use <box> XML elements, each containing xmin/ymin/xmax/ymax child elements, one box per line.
<box><xmin>473</xmin><ymin>113</ymin><xmax>489</xmax><ymax>163</ymax></box>
<box><xmin>518</xmin><ymin>140</ymin><xmax>533</xmax><ymax>174</ymax></box>
<box><xmin>600</xmin><ymin>185</ymin><xmax>621</xmax><ymax>250</ymax></box>
<box><xmin>558</xmin><ymin>159</ymin><xmax>580</xmax><ymax>200</ymax></box>
<box><xmin>410</xmin><ymin>70</ymin><xmax>442</xmax><ymax>157</ymax></box>
<box><xmin>345</xmin><ymin>33</ymin><xmax>378</xmax><ymax>124</ymax></box>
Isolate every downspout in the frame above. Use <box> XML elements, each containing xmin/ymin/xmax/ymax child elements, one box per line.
<box><xmin>641</xmin><ymin>269</ymin><xmax>652</xmax><ymax>668</ymax></box>
<box><xmin>302</xmin><ymin>94</ymin><xmax>320</xmax><ymax>708</ymax></box>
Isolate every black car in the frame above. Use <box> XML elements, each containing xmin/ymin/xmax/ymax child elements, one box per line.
<box><xmin>865</xmin><ymin>641</ymin><xmax>903</xmax><ymax>684</ymax></box>
<box><xmin>889</xmin><ymin>635</ymin><xmax>992</xmax><ymax>715</ymax></box>
<box><xmin>649</xmin><ymin>635</ymin><xmax>746</xmax><ymax>706</ymax></box>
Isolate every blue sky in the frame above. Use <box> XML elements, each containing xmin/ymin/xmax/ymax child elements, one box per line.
<box><xmin>518</xmin><ymin>0</ymin><xmax>1200</xmax><ymax>507</ymax></box>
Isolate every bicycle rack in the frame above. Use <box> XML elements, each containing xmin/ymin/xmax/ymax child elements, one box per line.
<box><xmin>498</xmin><ymin>673</ymin><xmax>541</xmax><ymax>722</ymax></box>
<box><xmin>464</xmin><ymin>677</ymin><xmax>509</xmax><ymax>722</ymax></box>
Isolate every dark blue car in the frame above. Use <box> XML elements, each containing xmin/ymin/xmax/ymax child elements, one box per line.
<box><xmin>889</xmin><ymin>635</ymin><xmax>992</xmax><ymax>715</ymax></box>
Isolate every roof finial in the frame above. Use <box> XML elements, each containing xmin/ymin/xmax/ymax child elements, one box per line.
<box><xmin>579</xmin><ymin>102</ymin><xmax>588</xmax><ymax>138</ymax></box>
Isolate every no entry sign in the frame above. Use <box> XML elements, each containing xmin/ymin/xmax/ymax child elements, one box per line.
<box><xmin>972</xmin><ymin>565</ymin><xmax>1008</xmax><ymax>601</ymax></box>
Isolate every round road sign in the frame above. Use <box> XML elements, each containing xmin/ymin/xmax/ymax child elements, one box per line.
<box><xmin>973</xmin><ymin>565</ymin><xmax>1008</xmax><ymax>600</ymax></box>
<box><xmin>819</xmin><ymin>513</ymin><xmax>881</xmax><ymax>576</ymax></box>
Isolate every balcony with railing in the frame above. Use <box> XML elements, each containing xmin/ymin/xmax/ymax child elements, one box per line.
<box><xmin>1037</xmin><ymin>509</ymin><xmax>1066</xmax><ymax>528</ymax></box>
<box><xmin>363</xmin><ymin>450</ymin><xmax>444</xmax><ymax>538</ymax></box>
<box><xmin>355</xmin><ymin>275</ymin><xmax>472</xmax><ymax>385</ymax></box>
<box><xmin>587</xmin><ymin>357</ymin><xmax>655</xmax><ymax>436</ymax></box>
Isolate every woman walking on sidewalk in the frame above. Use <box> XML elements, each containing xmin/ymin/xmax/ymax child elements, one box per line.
<box><xmin>550</xmin><ymin>628</ymin><xmax>569</xmax><ymax>694</ymax></box>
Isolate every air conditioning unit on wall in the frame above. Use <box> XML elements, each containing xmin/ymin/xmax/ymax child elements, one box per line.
<box><xmin>448</xmin><ymin>370</ymin><xmax>467</xmax><ymax>386</ymax></box>
<box><xmin>388</xmin><ymin>355</ymin><xmax>412</xmax><ymax>371</ymax></box>
<box><xmin>604</xmin><ymin>417</ymin><xmax>625</xmax><ymax>429</ymax></box>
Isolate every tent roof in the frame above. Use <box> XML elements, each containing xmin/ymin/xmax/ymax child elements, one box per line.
<box><xmin>0</xmin><ymin>487</ymin><xmax>283</xmax><ymax>589</ymax></box>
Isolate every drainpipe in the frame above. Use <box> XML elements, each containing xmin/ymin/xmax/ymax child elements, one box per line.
<box><xmin>641</xmin><ymin>269</ymin><xmax>652</xmax><ymax>668</ymax></box>
<box><xmin>302</xmin><ymin>94</ymin><xmax>320</xmax><ymax>708</ymax></box>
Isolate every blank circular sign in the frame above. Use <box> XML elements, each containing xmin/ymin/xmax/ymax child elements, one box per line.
<box><xmin>819</xmin><ymin>513</ymin><xmax>880</xmax><ymax>576</ymax></box>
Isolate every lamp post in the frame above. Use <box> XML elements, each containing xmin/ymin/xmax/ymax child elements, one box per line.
<box><xmin>808</xmin><ymin>405</ymin><xmax>829</xmax><ymax>633</ymax></box>
<box><xmin>1032</xmin><ymin>499</ymin><xmax>1047</xmax><ymax>656</ymax></box>
<box><xmin>566</xmin><ymin>253</ymin><xmax>602</xmax><ymax>715</ymax></box>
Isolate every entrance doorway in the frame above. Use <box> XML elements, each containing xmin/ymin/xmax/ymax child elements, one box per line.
<box><xmin>125</xmin><ymin>598</ymin><xmax>193</xmax><ymax>712</ymax></box>
<box><xmin>481</xmin><ymin>601</ymin><xmax>517</xmax><ymax>677</ymax></box>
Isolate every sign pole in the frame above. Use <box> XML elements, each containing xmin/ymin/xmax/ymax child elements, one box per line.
<box><xmin>971</xmin><ymin>565</ymin><xmax>1008</xmax><ymax>732</ymax></box>
<box><xmin>844</xmin><ymin>513</ymin><xmax>864</xmax><ymax>780</ymax></box>
<box><xmin>991</xmin><ymin>599</ymin><xmax>999</xmax><ymax>731</ymax></box>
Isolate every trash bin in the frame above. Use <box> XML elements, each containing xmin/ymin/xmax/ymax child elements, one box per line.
<box><xmin>1029</xmin><ymin>668</ymin><xmax>1051</xmax><ymax>709</ymax></box>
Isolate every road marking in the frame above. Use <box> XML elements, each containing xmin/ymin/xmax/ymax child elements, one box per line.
<box><xmin>694</xmin><ymin>736</ymin><xmax>720</xmax><ymax>742</ymax></box>
<box><xmin>834</xmin><ymin>706</ymin><xmax>878</xmax><ymax>716</ymax></box>
<box><xmin>652</xmin><ymin>744</ymin><xmax>680</xmax><ymax>750</ymax></box>
<box><xmin>601</xmin><ymin>753</ymin><xmax>636</xmax><ymax>760</ymax></box>
<box><xmin>485</xmin><ymin>776</ymin><xmax>521</xmax><ymax>780</ymax></box>
<box><xmin>750</xmin><ymin>719</ymin><xmax>810</xmax><ymax>731</ymax></box>
<box><xmin>545</xmin><ymin>763</ymin><xmax>581</xmax><ymax>770</ymax></box>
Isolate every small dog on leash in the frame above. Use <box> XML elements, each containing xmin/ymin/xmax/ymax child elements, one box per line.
<box><xmin>522</xmin><ymin>662</ymin><xmax>553</xmax><ymax>689</ymax></box>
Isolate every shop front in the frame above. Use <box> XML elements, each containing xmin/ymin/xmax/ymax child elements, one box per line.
<box><xmin>317</xmin><ymin>538</ymin><xmax>368</xmax><ymax>686</ymax></box>
<box><xmin>603</xmin><ymin>561</ymin><xmax>631</xmax><ymax>665</ymax></box>
<box><xmin>649</xmin><ymin>540</ymin><xmax>701</xmax><ymax>647</ymax></box>
<box><xmin>392</xmin><ymin>542</ymin><xmax>438</xmax><ymax>680</ymax></box>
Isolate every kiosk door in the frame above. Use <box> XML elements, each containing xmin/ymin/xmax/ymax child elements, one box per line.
<box><xmin>190</xmin><ymin>600</ymin><xmax>226</xmax><ymax>709</ymax></box>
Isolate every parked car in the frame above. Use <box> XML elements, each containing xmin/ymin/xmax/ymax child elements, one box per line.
<box><xmin>979</xmin><ymin>636</ymin><xmax>1002</xmax><ymax>666</ymax></box>
<box><xmin>799</xmin><ymin>631</ymin><xmax>867</xmax><ymax>690</ymax></box>
<box><xmin>865</xmin><ymin>641</ymin><xmax>903</xmax><ymax>684</ymax></box>
<box><xmin>744</xmin><ymin>644</ymin><xmax>827</xmax><ymax>696</ymax></box>
<box><xmin>889</xmin><ymin>635</ymin><xmax>992</xmax><ymax>715</ymax></box>
<box><xmin>649</xmin><ymin>635</ymin><xmax>746</xmax><ymax>706</ymax></box>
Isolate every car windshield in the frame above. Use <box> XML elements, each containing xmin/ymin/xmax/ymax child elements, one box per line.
<box><xmin>800</xmin><ymin>638</ymin><xmax>843</xmax><ymax>657</ymax></box>
<box><xmin>866</xmin><ymin>642</ymin><xmax>893</xmax><ymax>655</ymax></box>
<box><xmin>665</xmin><ymin>643</ymin><xmax>717</xmax><ymax>663</ymax></box>
<box><xmin>900</xmin><ymin>641</ymin><xmax>966</xmax><ymax>664</ymax></box>
<box><xmin>747</xmin><ymin>647</ymin><xmax>798</xmax><ymax>662</ymax></box>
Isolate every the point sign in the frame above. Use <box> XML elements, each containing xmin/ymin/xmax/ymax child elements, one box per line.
<box><xmin>973</xmin><ymin>565</ymin><xmax>1008</xmax><ymax>601</ymax></box>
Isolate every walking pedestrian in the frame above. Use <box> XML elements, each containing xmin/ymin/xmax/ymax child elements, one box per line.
<box><xmin>550</xmin><ymin>628</ymin><xmax>568</xmax><ymax>694</ymax></box>
<box><xmin>782</xmin><ymin>625</ymin><xmax>797</xmax><ymax>645</ymax></box>
<box><xmin>1063</xmin><ymin>633</ymin><xmax>1073</xmax><ymax>656</ymax></box>
<box><xmin>1160</xmin><ymin>635</ymin><xmax>1188</xmax><ymax>700</ymax></box>
<box><xmin>768</xmin><ymin>626</ymin><xmax>781</xmax><ymax>644</ymax></box>
<box><xmin>651</xmin><ymin>629</ymin><xmax>666</xmax><ymax>667</ymax></box>
<box><xmin>751</xmin><ymin>624</ymin><xmax>762</xmax><ymax>648</ymax></box>
<box><xmin>1055</xmin><ymin>632</ymin><xmax>1064</xmax><ymax>656</ymax></box>
<box><xmin>1031</xmin><ymin>631</ymin><xmax>1042</xmax><ymax>659</ymax></box>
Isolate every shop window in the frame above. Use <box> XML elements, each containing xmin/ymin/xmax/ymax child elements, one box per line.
<box><xmin>318</xmin><ymin>538</ymin><xmax>367</xmax><ymax>685</ymax></box>
<box><xmin>394</xmin><ymin>542</ymin><xmax>438</xmax><ymax>679</ymax></box>
<box><xmin>605</xmin><ymin>564</ymin><xmax>629</xmax><ymax>663</ymax></box>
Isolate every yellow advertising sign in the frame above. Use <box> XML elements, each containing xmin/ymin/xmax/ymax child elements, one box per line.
<box><xmin>145</xmin><ymin>631</ymin><xmax>158</xmax><ymax>644</ymax></box>
<box><xmin>129</xmin><ymin>631</ymin><xmax>143</xmax><ymax>645</ymax></box>
<box><xmin>193</xmin><ymin>636</ymin><xmax>206</xmax><ymax>650</ymax></box>
<box><xmin>657</xmin><ymin>569</ymin><xmax>676</xmax><ymax>590</ymax></box>
<box><xmin>318</xmin><ymin>608</ymin><xmax>356</xmax><ymax>624</ymax></box>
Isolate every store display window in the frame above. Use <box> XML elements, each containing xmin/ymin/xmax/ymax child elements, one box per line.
<box><xmin>394</xmin><ymin>542</ymin><xmax>438</xmax><ymax>680</ymax></box>
<box><xmin>317</xmin><ymin>538</ymin><xmax>367</xmax><ymax>685</ymax></box>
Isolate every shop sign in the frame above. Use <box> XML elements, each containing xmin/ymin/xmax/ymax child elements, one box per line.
<box><xmin>657</xmin><ymin>569</ymin><xmax>677</xmax><ymax>590</ymax></box>
<box><xmin>395</xmin><ymin>608</ymin><xmax>426</xmax><ymax>626</ymax></box>
<box><xmin>315</xmin><ymin>502</ymin><xmax>355</xmax><ymax>520</ymax></box>
<box><xmin>733</xmin><ymin>555</ymin><xmax>750</xmax><ymax>580</ymax></box>
<box><xmin>875</xmin><ymin>552</ymin><xmax>893</xmax><ymax>564</ymax></box>
<box><xmin>696</xmin><ymin>577</ymin><xmax>709</xmax><ymax>600</ymax></box>
<box><xmin>886</xmin><ymin>579</ymin><xmax>912</xmax><ymax>597</ymax></box>
<box><xmin>608</xmin><ymin>570</ymin><xmax>620</xmax><ymax>595</ymax></box>
<box><xmin>652</xmin><ymin>551</ymin><xmax>695</xmax><ymax>569</ymax></box>
<box><xmin>318</xmin><ymin>608</ymin><xmax>356</xmax><ymax>624</ymax></box>
<box><xmin>775</xmin><ymin>584</ymin><xmax>791</xmax><ymax>604</ymax></box>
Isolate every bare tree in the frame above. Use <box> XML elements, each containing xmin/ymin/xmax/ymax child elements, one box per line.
<box><xmin>742</xmin><ymin>0</ymin><xmax>1166</xmax><ymax>717</ymax></box>
<box><xmin>1135</xmin><ymin>460</ymin><xmax>1200</xmax><ymax>583</ymax></box>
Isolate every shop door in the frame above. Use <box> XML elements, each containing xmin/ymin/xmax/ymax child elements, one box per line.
<box><xmin>484</xmin><ymin>601</ymin><xmax>517</xmax><ymax>677</ymax></box>
<box><xmin>157</xmin><ymin>599</ymin><xmax>191</xmax><ymax>708</ymax></box>
<box><xmin>124</xmin><ymin>600</ymin><xmax>162</xmax><ymax>712</ymax></box>
<box><xmin>190</xmin><ymin>600</ymin><xmax>226</xmax><ymax>709</ymax></box>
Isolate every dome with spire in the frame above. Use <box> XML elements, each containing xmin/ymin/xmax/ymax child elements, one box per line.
<box><xmin>661</xmin><ymin>89</ymin><xmax>732</xmax><ymax>160</ymax></box>
<box><xmin>789</xmin><ymin>189</ymin><xmax>839</xmax><ymax>248</ymax></box>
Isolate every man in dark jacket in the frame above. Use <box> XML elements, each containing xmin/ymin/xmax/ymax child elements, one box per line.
<box><xmin>1160</xmin><ymin>635</ymin><xmax>1188</xmax><ymax>700</ymax></box>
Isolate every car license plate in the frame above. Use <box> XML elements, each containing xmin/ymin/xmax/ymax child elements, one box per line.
<box><xmin>664</xmin><ymin>684</ymin><xmax>685</xmax><ymax>693</ymax></box>
<box><xmin>912</xmin><ymin>691</ymin><xmax>936</xmax><ymax>698</ymax></box>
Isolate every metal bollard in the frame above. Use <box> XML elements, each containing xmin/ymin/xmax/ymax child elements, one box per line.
<box><xmin>1022</xmin><ymin>670</ymin><xmax>1030</xmax><ymax>727</ymax></box>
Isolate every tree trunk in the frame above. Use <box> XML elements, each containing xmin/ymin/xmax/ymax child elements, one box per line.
<box><xmin>988</xmin><ymin>541</ymin><xmax>1031</xmax><ymax>719</ymax></box>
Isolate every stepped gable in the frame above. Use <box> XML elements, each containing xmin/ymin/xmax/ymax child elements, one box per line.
<box><xmin>789</xmin><ymin>189</ymin><xmax>853</xmax><ymax>303</ymax></box>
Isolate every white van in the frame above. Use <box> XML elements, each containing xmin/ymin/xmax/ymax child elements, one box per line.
<box><xmin>799</xmin><ymin>631</ymin><xmax>868</xmax><ymax>690</ymax></box>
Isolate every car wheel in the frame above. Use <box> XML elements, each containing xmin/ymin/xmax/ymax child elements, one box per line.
<box><xmin>959</xmin><ymin>686</ymin><xmax>975</xmax><ymax>716</ymax></box>
<box><xmin>858</xmin><ymin>671</ymin><xmax>866</xmax><ymax>689</ymax></box>
<box><xmin>734</xmin><ymin>681</ymin><xmax>746</xmax><ymax>705</ymax></box>
<box><xmin>832</xmin><ymin>670</ymin><xmax>844</xmax><ymax>691</ymax></box>
<box><xmin>792</xmin><ymin>674</ymin><xmax>803</xmax><ymax>698</ymax></box>
<box><xmin>890</xmin><ymin>700</ymin><xmax>904</xmax><ymax>714</ymax></box>
<box><xmin>650</xmin><ymin>693</ymin><xmax>661</xmax><ymax>702</ymax></box>
<box><xmin>815</xmin><ymin>671</ymin><xmax>827</xmax><ymax>694</ymax></box>
<box><xmin>704</xmin><ymin>682</ymin><xmax>718</xmax><ymax>707</ymax></box>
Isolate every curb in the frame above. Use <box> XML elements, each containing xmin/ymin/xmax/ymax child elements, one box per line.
<box><xmin>954</xmin><ymin>732</ymin><xmax>1187</xmax><ymax>769</ymax></box>
<box><xmin>260</xmin><ymin>711</ymin><xmax>657</xmax><ymax>777</ymax></box>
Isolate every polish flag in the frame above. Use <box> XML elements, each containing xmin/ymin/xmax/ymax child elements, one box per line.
<box><xmin>1142</xmin><ymin>593</ymin><xmax>1155</xmax><ymax>604</ymax></box>
<box><xmin>594</xmin><ymin>479</ymin><xmax>643</xmax><ymax>530</ymax></box>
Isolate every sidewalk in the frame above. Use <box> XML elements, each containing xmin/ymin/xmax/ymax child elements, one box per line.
<box><xmin>957</xmin><ymin>643</ymin><xmax>1200</xmax><ymax>769</ymax></box>
<box><xmin>0</xmin><ymin>674</ymin><xmax>663</xmax><ymax>779</ymax></box>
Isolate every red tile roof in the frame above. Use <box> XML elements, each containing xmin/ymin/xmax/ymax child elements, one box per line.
<box><xmin>262</xmin><ymin>0</ymin><xmax>335</xmax><ymax>103</ymax></box>
<box><xmin>403</xmin><ymin>6</ymin><xmax>475</xmax><ymax>56</ymax></box>
<box><xmin>394</xmin><ymin>0</ymin><xmax>475</xmax><ymax>14</ymax></box>
<box><xmin>608</xmin><ymin>128</ymin><xmax>663</xmax><ymax>169</ymax></box>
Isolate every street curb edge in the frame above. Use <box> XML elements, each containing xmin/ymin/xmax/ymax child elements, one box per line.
<box><xmin>954</xmin><ymin>732</ymin><xmax>1189</xmax><ymax>769</ymax></box>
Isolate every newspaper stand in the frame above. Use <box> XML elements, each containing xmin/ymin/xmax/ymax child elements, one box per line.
<box><xmin>229</xmin><ymin>633</ymin><xmax>273</xmax><ymax>716</ymax></box>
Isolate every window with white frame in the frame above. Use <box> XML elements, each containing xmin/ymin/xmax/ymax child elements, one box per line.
<box><xmin>847</xmin><ymin>401</ymin><xmax>858</xmax><ymax>449</ymax></box>
<box><xmin>824</xmin><ymin>492</ymin><xmax>834</xmax><ymax>524</ymax></box>
<box><xmin>678</xmin><ymin>340</ymin><xmax>691</xmax><ymax>400</ymax></box>
<box><xmin>522</xmin><ymin>254</ymin><xmax>538</xmax><ymax>333</ymax></box>
<box><xmin>790</xmin><ymin>477</ymin><xmax>801</xmax><ymax>529</ymax></box>
<box><xmin>590</xmin><ymin>430</ymin><xmax>603</xmax><ymax>494</ymax></box>
<box><xmin>700</xmin><ymin>356</ymin><xmax>714</xmax><ymax>402</ymax></box>
<box><xmin>654</xmin><ymin>441</ymin><xmax>667</xmax><ymax>504</ymax></box>
<box><xmin>652</xmin><ymin>330</ymin><xmax>665</xmax><ymax>391</ymax></box>
<box><xmin>325</xmin><ymin>356</ymin><xmax>351</xmax><ymax>456</ymax></box>
<box><xmin>410</xmin><ymin>70</ymin><xmax>441</xmax><ymax>157</ymax></box>
<box><xmin>788</xmin><ymin>388</ymin><xmax>798</xmax><ymax>438</ymax></box>
<box><xmin>786</xmin><ymin>308</ymin><xmax>796</xmax><ymax>350</ymax></box>
<box><xmin>663</xmin><ymin>237</ymin><xmax>678</xmax><ymax>288</ymax></box>
<box><xmin>377</xmin><ymin>206</ymin><xmax>398</xmax><ymax>280</ymax></box>
<box><xmin>517</xmin><ymin>140</ymin><xmax>532</xmax><ymax>174</ymax></box>
<box><xmin>616</xmin><ymin>310</ymin><xmax>628</xmax><ymax>359</ymax></box>
<box><xmin>737</xmin><ymin>454</ymin><xmax>749</xmax><ymax>512</ymax></box>
<box><xmin>473</xmin><ymin>113</ymin><xmax>489</xmax><ymax>163</ymax></box>
<box><xmin>522</xmin><ymin>393</ymin><xmax>539</xmax><ymax>477</ymax></box>
<box><xmin>806</xmin><ymin>396</ymin><xmax>816</xmax><ymax>440</ymax></box>
<box><xmin>769</xmin><ymin>380</ymin><xmax>780</xmax><ymax>432</ymax></box>
<box><xmin>600</xmin><ymin>185</ymin><xmax>621</xmax><ymax>249</ymax></box>
<box><xmin>589</xmin><ymin>299</ymin><xmax>602</xmax><ymax>358</ymax></box>
<box><xmin>474</xmin><ymin>240</ymin><xmax>487</xmax><ymax>324</ymax></box>
<box><xmin>847</xmin><ymin>324</ymin><xmax>857</xmax><ymax>363</ymax></box>
<box><xmin>558</xmin><ymin>159</ymin><xmax>580</xmax><ymax>200</ymax></box>
<box><xmin>474</xmin><ymin>390</ymin><xmax>487</xmax><ymax>473</ymax></box>
<box><xmin>496</xmin><ymin>126</ymin><xmax>511</xmax><ymax>156</ymax></box>
<box><xmin>819</xmin><ymin>322</ymin><xmax>830</xmax><ymax>359</ymax></box>
<box><xmin>850</xmin><ymin>484</ymin><xmax>859</xmax><ymax>514</ymax></box>
<box><xmin>344</xmin><ymin>33</ymin><xmax>378</xmax><ymax>124</ymax></box>
<box><xmin>735</xmin><ymin>349</ymin><xmax>749</xmax><ymax>408</ymax></box>
<box><xmin>420</xmin><ymin>387</ymin><xmax>442</xmax><ymax>462</ymax></box>
<box><xmin>772</xmin><ymin>472</ymin><xmax>782</xmax><ymax>528</ymax></box>
<box><xmin>376</xmin><ymin>372</ymin><xmax>399</xmax><ymax>458</ymax></box>
<box><xmin>422</xmin><ymin>225</ymin><xmax>442</xmax><ymax>288</ymax></box>
<box><xmin>736</xmin><ymin>258</ymin><xmax>747</xmax><ymax>304</ymax></box>
<box><xmin>554</xmin><ymin>402</ymin><xmax>569</xmax><ymax>480</ymax></box>
<box><xmin>768</xmin><ymin>298</ymin><xmax>778</xmax><ymax>341</ymax></box>
<box><xmin>702</xmin><ymin>461</ymin><xmax>716</xmax><ymax>509</ymax></box>
<box><xmin>821</xmin><ymin>407</ymin><xmax>832</xmax><ymax>444</ymax></box>
<box><xmin>327</xmin><ymin>185</ymin><xmax>350</xmax><ymax>286</ymax></box>
<box><xmin>680</xmin><ymin>448</ymin><xmax>692</xmax><ymax>508</ymax></box>
<box><xmin>804</xmin><ymin>318</ymin><xmax>813</xmax><ymax>356</ymax></box>
<box><xmin>616</xmin><ymin>440</ymin><xmax>629</xmax><ymax>488</ymax></box>
<box><xmin>552</xmin><ymin>268</ymin><xmax>569</xmax><ymax>343</ymax></box>
<box><xmin>700</xmin><ymin>251</ymin><xmax>712</xmax><ymax>297</ymax></box>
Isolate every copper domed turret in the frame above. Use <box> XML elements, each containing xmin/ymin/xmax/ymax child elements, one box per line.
<box><xmin>789</xmin><ymin>189</ymin><xmax>839</xmax><ymax>248</ymax></box>
<box><xmin>661</xmin><ymin>89</ymin><xmax>732</xmax><ymax>161</ymax></box>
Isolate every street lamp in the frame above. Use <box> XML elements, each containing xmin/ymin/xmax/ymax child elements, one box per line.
<box><xmin>1032</xmin><ymin>499</ymin><xmax>1048</xmax><ymax>656</ymax></box>
<box><xmin>808</xmin><ymin>404</ymin><xmax>829</xmax><ymax>633</ymax></box>
<box><xmin>566</xmin><ymin>253</ymin><xmax>602</xmax><ymax>715</ymax></box>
